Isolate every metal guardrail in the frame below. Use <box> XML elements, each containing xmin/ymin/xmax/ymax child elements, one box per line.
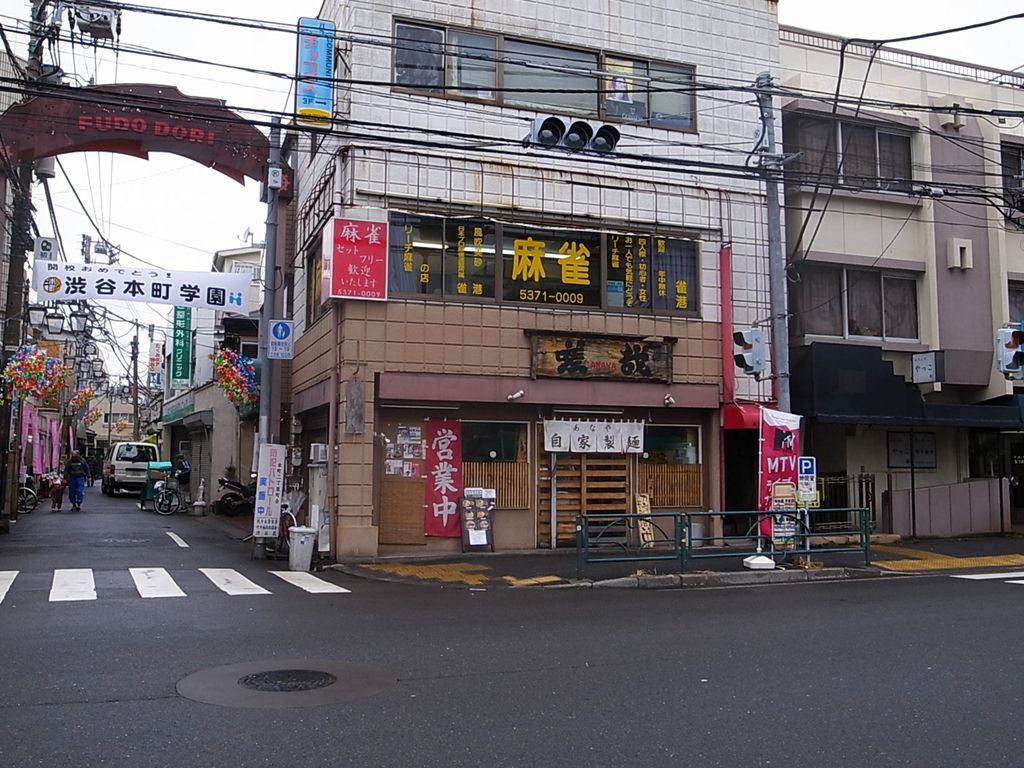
<box><xmin>575</xmin><ymin>508</ymin><xmax>872</xmax><ymax>579</ymax></box>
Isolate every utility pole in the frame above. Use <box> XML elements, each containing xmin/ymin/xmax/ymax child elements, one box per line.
<box><xmin>253</xmin><ymin>119</ymin><xmax>282</xmax><ymax>558</ymax></box>
<box><xmin>131</xmin><ymin>329</ymin><xmax>140</xmax><ymax>441</ymax></box>
<box><xmin>755</xmin><ymin>72</ymin><xmax>791</xmax><ymax>413</ymax></box>
<box><xmin>257</xmin><ymin>118</ymin><xmax>282</xmax><ymax>449</ymax></box>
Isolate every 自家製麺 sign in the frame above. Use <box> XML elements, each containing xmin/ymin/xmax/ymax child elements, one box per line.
<box><xmin>33</xmin><ymin>260</ymin><xmax>254</xmax><ymax>315</ymax></box>
<box><xmin>531</xmin><ymin>333</ymin><xmax>672</xmax><ymax>382</ymax></box>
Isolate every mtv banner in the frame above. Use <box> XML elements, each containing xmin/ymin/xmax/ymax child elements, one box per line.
<box><xmin>758</xmin><ymin>408</ymin><xmax>802</xmax><ymax>512</ymax></box>
<box><xmin>33</xmin><ymin>260</ymin><xmax>254</xmax><ymax>315</ymax></box>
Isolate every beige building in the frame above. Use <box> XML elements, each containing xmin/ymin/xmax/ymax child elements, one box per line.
<box><xmin>780</xmin><ymin>27</ymin><xmax>1024</xmax><ymax>535</ymax></box>
<box><xmin>291</xmin><ymin>0</ymin><xmax>781</xmax><ymax>556</ymax></box>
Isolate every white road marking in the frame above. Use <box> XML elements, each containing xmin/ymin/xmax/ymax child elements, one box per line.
<box><xmin>165</xmin><ymin>532</ymin><xmax>189</xmax><ymax>548</ymax></box>
<box><xmin>198</xmin><ymin>568</ymin><xmax>270</xmax><ymax>596</ymax></box>
<box><xmin>0</xmin><ymin>571</ymin><xmax>17</xmax><ymax>604</ymax></box>
<box><xmin>129</xmin><ymin>568</ymin><xmax>186</xmax><ymax>599</ymax></box>
<box><xmin>269</xmin><ymin>571</ymin><xmax>351</xmax><ymax>594</ymax></box>
<box><xmin>951</xmin><ymin>571</ymin><xmax>1024</xmax><ymax>580</ymax></box>
<box><xmin>50</xmin><ymin>569</ymin><xmax>97</xmax><ymax>602</ymax></box>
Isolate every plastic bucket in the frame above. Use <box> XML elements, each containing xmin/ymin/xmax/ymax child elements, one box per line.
<box><xmin>288</xmin><ymin>526</ymin><xmax>317</xmax><ymax>571</ymax></box>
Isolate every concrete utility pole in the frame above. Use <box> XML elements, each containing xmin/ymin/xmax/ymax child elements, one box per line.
<box><xmin>131</xmin><ymin>328</ymin><xmax>140</xmax><ymax>441</ymax></box>
<box><xmin>257</xmin><ymin>118</ymin><xmax>282</xmax><ymax>448</ymax></box>
<box><xmin>755</xmin><ymin>72</ymin><xmax>791</xmax><ymax>413</ymax></box>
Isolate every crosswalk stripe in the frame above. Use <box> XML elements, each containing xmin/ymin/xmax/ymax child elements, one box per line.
<box><xmin>198</xmin><ymin>568</ymin><xmax>271</xmax><ymax>596</ymax></box>
<box><xmin>130</xmin><ymin>567</ymin><xmax>186</xmax><ymax>598</ymax></box>
<box><xmin>951</xmin><ymin>571</ymin><xmax>1024</xmax><ymax>580</ymax></box>
<box><xmin>0</xmin><ymin>571</ymin><xmax>17</xmax><ymax>604</ymax></box>
<box><xmin>50</xmin><ymin>569</ymin><xmax>97</xmax><ymax>602</ymax></box>
<box><xmin>165</xmin><ymin>532</ymin><xmax>189</xmax><ymax>548</ymax></box>
<box><xmin>269</xmin><ymin>571</ymin><xmax>351</xmax><ymax>594</ymax></box>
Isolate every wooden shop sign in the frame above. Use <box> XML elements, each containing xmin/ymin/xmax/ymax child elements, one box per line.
<box><xmin>530</xmin><ymin>333</ymin><xmax>672</xmax><ymax>382</ymax></box>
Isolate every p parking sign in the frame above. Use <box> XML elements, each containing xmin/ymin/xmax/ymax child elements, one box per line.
<box><xmin>797</xmin><ymin>455</ymin><xmax>817</xmax><ymax>502</ymax></box>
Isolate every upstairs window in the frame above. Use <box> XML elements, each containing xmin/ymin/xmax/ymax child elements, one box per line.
<box><xmin>792</xmin><ymin>264</ymin><xmax>918</xmax><ymax>341</ymax></box>
<box><xmin>392</xmin><ymin>21</ymin><xmax>696</xmax><ymax>131</ymax></box>
<box><xmin>783</xmin><ymin>114</ymin><xmax>913</xmax><ymax>192</ymax></box>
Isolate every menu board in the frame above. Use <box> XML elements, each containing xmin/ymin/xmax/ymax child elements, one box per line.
<box><xmin>460</xmin><ymin>488</ymin><xmax>495</xmax><ymax>552</ymax></box>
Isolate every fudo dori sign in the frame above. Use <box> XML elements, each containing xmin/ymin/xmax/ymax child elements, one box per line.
<box><xmin>530</xmin><ymin>333</ymin><xmax>673</xmax><ymax>382</ymax></box>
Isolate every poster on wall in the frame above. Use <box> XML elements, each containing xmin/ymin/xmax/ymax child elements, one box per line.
<box><xmin>423</xmin><ymin>419</ymin><xmax>462</xmax><ymax>537</ymax></box>
<box><xmin>758</xmin><ymin>408</ymin><xmax>802</xmax><ymax>512</ymax></box>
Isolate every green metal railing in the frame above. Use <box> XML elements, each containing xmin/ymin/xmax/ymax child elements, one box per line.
<box><xmin>575</xmin><ymin>508</ymin><xmax>872</xmax><ymax>579</ymax></box>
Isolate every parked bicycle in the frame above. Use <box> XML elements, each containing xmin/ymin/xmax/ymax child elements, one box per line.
<box><xmin>17</xmin><ymin>483</ymin><xmax>38</xmax><ymax>513</ymax></box>
<box><xmin>154</xmin><ymin>476</ymin><xmax>182</xmax><ymax>516</ymax></box>
<box><xmin>262</xmin><ymin>505</ymin><xmax>298</xmax><ymax>558</ymax></box>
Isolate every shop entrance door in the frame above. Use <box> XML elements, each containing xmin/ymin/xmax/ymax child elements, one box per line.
<box><xmin>538</xmin><ymin>453</ymin><xmax>631</xmax><ymax>547</ymax></box>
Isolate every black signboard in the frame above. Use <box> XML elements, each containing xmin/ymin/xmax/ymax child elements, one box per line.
<box><xmin>460</xmin><ymin>493</ymin><xmax>495</xmax><ymax>552</ymax></box>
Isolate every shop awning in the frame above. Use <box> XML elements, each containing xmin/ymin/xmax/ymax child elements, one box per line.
<box><xmin>791</xmin><ymin>342</ymin><xmax>1024</xmax><ymax>429</ymax></box>
<box><xmin>723</xmin><ymin>403</ymin><xmax>762</xmax><ymax>429</ymax></box>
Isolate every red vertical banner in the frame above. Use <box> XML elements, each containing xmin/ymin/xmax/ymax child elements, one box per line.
<box><xmin>323</xmin><ymin>217</ymin><xmax>389</xmax><ymax>301</ymax></box>
<box><xmin>758</xmin><ymin>408</ymin><xmax>802</xmax><ymax>512</ymax></box>
<box><xmin>424</xmin><ymin>419</ymin><xmax>463</xmax><ymax>537</ymax></box>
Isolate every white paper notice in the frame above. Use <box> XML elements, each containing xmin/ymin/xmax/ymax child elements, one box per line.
<box><xmin>468</xmin><ymin>529</ymin><xmax>488</xmax><ymax>546</ymax></box>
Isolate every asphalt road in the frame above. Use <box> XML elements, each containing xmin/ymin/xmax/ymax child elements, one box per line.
<box><xmin>1</xmin><ymin>487</ymin><xmax>1022</xmax><ymax>767</ymax></box>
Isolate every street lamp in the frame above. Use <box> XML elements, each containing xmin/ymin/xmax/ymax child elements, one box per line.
<box><xmin>45</xmin><ymin>310</ymin><xmax>64</xmax><ymax>335</ymax></box>
<box><xmin>69</xmin><ymin>308</ymin><xmax>89</xmax><ymax>333</ymax></box>
<box><xmin>91</xmin><ymin>360</ymin><xmax>104</xmax><ymax>376</ymax></box>
<box><xmin>27</xmin><ymin>304</ymin><xmax>46</xmax><ymax>326</ymax></box>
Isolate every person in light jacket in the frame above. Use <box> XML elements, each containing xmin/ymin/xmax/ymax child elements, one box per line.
<box><xmin>63</xmin><ymin>451</ymin><xmax>90</xmax><ymax>512</ymax></box>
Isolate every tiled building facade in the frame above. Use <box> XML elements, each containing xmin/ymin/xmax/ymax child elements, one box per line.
<box><xmin>291</xmin><ymin>0</ymin><xmax>780</xmax><ymax>556</ymax></box>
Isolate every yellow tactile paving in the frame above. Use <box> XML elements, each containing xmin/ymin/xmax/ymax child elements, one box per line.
<box><xmin>502</xmin><ymin>575</ymin><xmax>564</xmax><ymax>587</ymax></box>
<box><xmin>876</xmin><ymin>554</ymin><xmax>1024</xmax><ymax>572</ymax></box>
<box><xmin>873</xmin><ymin>544</ymin><xmax>947</xmax><ymax>560</ymax></box>
<box><xmin>363</xmin><ymin>562</ymin><xmax>491</xmax><ymax>585</ymax></box>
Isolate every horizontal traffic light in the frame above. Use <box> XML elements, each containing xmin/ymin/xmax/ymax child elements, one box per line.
<box><xmin>525</xmin><ymin>117</ymin><xmax>620</xmax><ymax>154</ymax></box>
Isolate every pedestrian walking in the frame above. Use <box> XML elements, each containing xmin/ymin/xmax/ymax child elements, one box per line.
<box><xmin>63</xmin><ymin>450</ymin><xmax>90</xmax><ymax>512</ymax></box>
<box><xmin>49</xmin><ymin>477</ymin><xmax>65</xmax><ymax>512</ymax></box>
<box><xmin>87</xmin><ymin>454</ymin><xmax>100</xmax><ymax>487</ymax></box>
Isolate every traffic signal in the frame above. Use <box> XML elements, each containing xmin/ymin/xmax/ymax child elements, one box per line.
<box><xmin>734</xmin><ymin>328</ymin><xmax>766</xmax><ymax>379</ymax></box>
<box><xmin>996</xmin><ymin>327</ymin><xmax>1024</xmax><ymax>380</ymax></box>
<box><xmin>525</xmin><ymin>116</ymin><xmax>620</xmax><ymax>153</ymax></box>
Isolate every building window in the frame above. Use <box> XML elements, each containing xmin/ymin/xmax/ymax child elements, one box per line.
<box><xmin>392</xmin><ymin>20</ymin><xmax>696</xmax><ymax>130</ymax></box>
<box><xmin>783</xmin><ymin>113</ymin><xmax>913</xmax><ymax>191</ymax></box>
<box><xmin>394</xmin><ymin>23</ymin><xmax>445</xmax><ymax>91</ymax></box>
<box><xmin>1002</xmin><ymin>143</ymin><xmax>1024</xmax><ymax>219</ymax></box>
<box><xmin>305</xmin><ymin>243</ymin><xmax>325</xmax><ymax>324</ymax></box>
<box><xmin>792</xmin><ymin>264</ymin><xmax>918</xmax><ymax>341</ymax></box>
<box><xmin>1010</xmin><ymin>282</ymin><xmax>1024</xmax><ymax>323</ymax></box>
<box><xmin>387</xmin><ymin>212</ymin><xmax>699</xmax><ymax>315</ymax></box>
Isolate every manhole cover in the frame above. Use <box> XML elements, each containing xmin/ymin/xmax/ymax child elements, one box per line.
<box><xmin>238</xmin><ymin>669</ymin><xmax>337</xmax><ymax>693</ymax></box>
<box><xmin>177</xmin><ymin>659</ymin><xmax>395</xmax><ymax>709</ymax></box>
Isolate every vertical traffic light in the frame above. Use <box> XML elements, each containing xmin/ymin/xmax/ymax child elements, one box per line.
<box><xmin>996</xmin><ymin>327</ymin><xmax>1024</xmax><ymax>380</ymax></box>
<box><xmin>734</xmin><ymin>328</ymin><xmax>766</xmax><ymax>379</ymax></box>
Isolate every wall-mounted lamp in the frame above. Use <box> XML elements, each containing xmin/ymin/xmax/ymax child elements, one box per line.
<box><xmin>507</xmin><ymin>389</ymin><xmax>525</xmax><ymax>401</ymax></box>
<box><xmin>663</xmin><ymin>394</ymin><xmax>675</xmax><ymax>406</ymax></box>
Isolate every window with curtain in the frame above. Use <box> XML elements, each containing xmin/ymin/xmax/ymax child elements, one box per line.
<box><xmin>1010</xmin><ymin>282</ymin><xmax>1024</xmax><ymax>323</ymax></box>
<box><xmin>784</xmin><ymin>113</ymin><xmax>912</xmax><ymax>190</ymax></box>
<box><xmin>503</xmin><ymin>39</ymin><xmax>598</xmax><ymax>114</ymax></box>
<box><xmin>648</xmin><ymin>62</ymin><xmax>695</xmax><ymax>130</ymax></box>
<box><xmin>883</xmin><ymin>276</ymin><xmax>918</xmax><ymax>338</ymax></box>
<box><xmin>846</xmin><ymin>270</ymin><xmax>883</xmax><ymax>337</ymax></box>
<box><xmin>305</xmin><ymin>244</ymin><xmax>325</xmax><ymax>325</ymax></box>
<box><xmin>792</xmin><ymin>264</ymin><xmax>843</xmax><ymax>336</ymax></box>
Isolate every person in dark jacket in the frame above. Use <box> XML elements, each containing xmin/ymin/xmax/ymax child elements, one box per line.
<box><xmin>63</xmin><ymin>450</ymin><xmax>90</xmax><ymax>512</ymax></box>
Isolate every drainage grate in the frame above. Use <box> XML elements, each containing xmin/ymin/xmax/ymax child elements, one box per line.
<box><xmin>238</xmin><ymin>669</ymin><xmax>337</xmax><ymax>693</ymax></box>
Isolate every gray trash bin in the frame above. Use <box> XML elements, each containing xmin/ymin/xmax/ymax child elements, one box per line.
<box><xmin>288</xmin><ymin>526</ymin><xmax>317</xmax><ymax>571</ymax></box>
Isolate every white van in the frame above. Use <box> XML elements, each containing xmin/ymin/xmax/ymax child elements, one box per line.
<box><xmin>102</xmin><ymin>441</ymin><xmax>159</xmax><ymax>496</ymax></box>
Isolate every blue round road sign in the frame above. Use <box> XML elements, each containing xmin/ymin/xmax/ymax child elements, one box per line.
<box><xmin>272</xmin><ymin>322</ymin><xmax>291</xmax><ymax>340</ymax></box>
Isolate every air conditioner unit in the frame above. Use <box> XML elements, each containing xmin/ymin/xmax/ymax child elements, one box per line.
<box><xmin>309</xmin><ymin>443</ymin><xmax>329</xmax><ymax>464</ymax></box>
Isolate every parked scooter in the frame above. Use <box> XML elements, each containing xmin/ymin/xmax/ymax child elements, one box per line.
<box><xmin>216</xmin><ymin>474</ymin><xmax>256</xmax><ymax>516</ymax></box>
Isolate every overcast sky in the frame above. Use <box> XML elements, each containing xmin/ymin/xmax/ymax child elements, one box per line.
<box><xmin>5</xmin><ymin>1</ymin><xmax>1024</xmax><ymax>375</ymax></box>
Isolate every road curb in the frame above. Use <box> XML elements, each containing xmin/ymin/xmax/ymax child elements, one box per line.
<box><xmin>581</xmin><ymin>566</ymin><xmax>890</xmax><ymax>589</ymax></box>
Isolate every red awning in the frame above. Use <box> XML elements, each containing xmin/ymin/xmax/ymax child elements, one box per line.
<box><xmin>723</xmin><ymin>403</ymin><xmax>762</xmax><ymax>430</ymax></box>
